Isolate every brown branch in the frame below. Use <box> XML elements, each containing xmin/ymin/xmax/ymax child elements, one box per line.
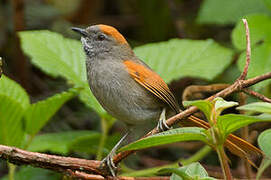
<box><xmin>68</xmin><ymin>171</ymin><xmax>169</xmax><ymax>180</ymax></box>
<box><xmin>238</xmin><ymin>19</ymin><xmax>251</xmax><ymax>80</ymax></box>
<box><xmin>243</xmin><ymin>89</ymin><xmax>271</xmax><ymax>103</ymax></box>
<box><xmin>0</xmin><ymin>145</ymin><xmax>102</xmax><ymax>175</ymax></box>
<box><xmin>0</xmin><ymin>145</ymin><xmax>169</xmax><ymax>179</ymax></box>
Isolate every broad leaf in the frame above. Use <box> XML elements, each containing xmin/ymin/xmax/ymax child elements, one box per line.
<box><xmin>0</xmin><ymin>75</ymin><xmax>30</xmax><ymax>146</ymax></box>
<box><xmin>27</xmin><ymin>131</ymin><xmax>98</xmax><ymax>154</ymax></box>
<box><xmin>256</xmin><ymin>129</ymin><xmax>271</xmax><ymax>179</ymax></box>
<box><xmin>165</xmin><ymin>163</ymin><xmax>216</xmax><ymax>180</ymax></box>
<box><xmin>69</xmin><ymin>133</ymin><xmax>121</xmax><ymax>155</ymax></box>
<box><xmin>258</xmin><ymin>129</ymin><xmax>271</xmax><ymax>158</ymax></box>
<box><xmin>24</xmin><ymin>88</ymin><xmax>76</xmax><ymax>135</ymax></box>
<box><xmin>197</xmin><ymin>0</ymin><xmax>270</xmax><ymax>25</ymax></box>
<box><xmin>18</xmin><ymin>31</ymin><xmax>105</xmax><ymax>115</ymax></box>
<box><xmin>218</xmin><ymin>114</ymin><xmax>271</xmax><ymax>137</ymax></box>
<box><xmin>134</xmin><ymin>39</ymin><xmax>234</xmax><ymax>82</ymax></box>
<box><xmin>232</xmin><ymin>14</ymin><xmax>271</xmax><ymax>50</ymax></box>
<box><xmin>119</xmin><ymin>127</ymin><xmax>207</xmax><ymax>152</ymax></box>
<box><xmin>237</xmin><ymin>102</ymin><xmax>271</xmax><ymax>114</ymax></box>
<box><xmin>183</xmin><ymin>100</ymin><xmax>212</xmax><ymax>121</ymax></box>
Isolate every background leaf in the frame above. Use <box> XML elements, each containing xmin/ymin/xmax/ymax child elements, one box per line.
<box><xmin>24</xmin><ymin>88</ymin><xmax>76</xmax><ymax>135</ymax></box>
<box><xmin>0</xmin><ymin>75</ymin><xmax>30</xmax><ymax>146</ymax></box>
<box><xmin>232</xmin><ymin>14</ymin><xmax>271</xmax><ymax>50</ymax></box>
<box><xmin>27</xmin><ymin>131</ymin><xmax>98</xmax><ymax>154</ymax></box>
<box><xmin>256</xmin><ymin>129</ymin><xmax>271</xmax><ymax>179</ymax></box>
<box><xmin>0</xmin><ymin>166</ymin><xmax>61</xmax><ymax>180</ymax></box>
<box><xmin>237</xmin><ymin>102</ymin><xmax>271</xmax><ymax>114</ymax></box>
<box><xmin>18</xmin><ymin>30</ymin><xmax>105</xmax><ymax>115</ymax></box>
<box><xmin>197</xmin><ymin>0</ymin><xmax>270</xmax><ymax>25</ymax></box>
<box><xmin>134</xmin><ymin>39</ymin><xmax>234</xmax><ymax>82</ymax></box>
<box><xmin>119</xmin><ymin>127</ymin><xmax>207</xmax><ymax>152</ymax></box>
<box><xmin>69</xmin><ymin>133</ymin><xmax>120</xmax><ymax>155</ymax></box>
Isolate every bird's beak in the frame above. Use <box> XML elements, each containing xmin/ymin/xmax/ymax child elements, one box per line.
<box><xmin>71</xmin><ymin>27</ymin><xmax>88</xmax><ymax>37</ymax></box>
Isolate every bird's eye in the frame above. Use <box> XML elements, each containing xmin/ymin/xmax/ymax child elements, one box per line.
<box><xmin>97</xmin><ymin>34</ymin><xmax>106</xmax><ymax>41</ymax></box>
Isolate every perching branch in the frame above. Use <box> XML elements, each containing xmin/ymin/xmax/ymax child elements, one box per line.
<box><xmin>0</xmin><ymin>145</ymin><xmax>101</xmax><ymax>174</ymax></box>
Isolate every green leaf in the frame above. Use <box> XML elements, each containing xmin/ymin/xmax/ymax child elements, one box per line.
<box><xmin>183</xmin><ymin>100</ymin><xmax>212</xmax><ymax>121</ymax></box>
<box><xmin>214</xmin><ymin>97</ymin><xmax>238</xmax><ymax>116</ymax></box>
<box><xmin>165</xmin><ymin>163</ymin><xmax>216</xmax><ymax>180</ymax></box>
<box><xmin>218</xmin><ymin>114</ymin><xmax>271</xmax><ymax>137</ymax></box>
<box><xmin>256</xmin><ymin>129</ymin><xmax>271</xmax><ymax>179</ymax></box>
<box><xmin>237</xmin><ymin>42</ymin><xmax>271</xmax><ymax>90</ymax></box>
<box><xmin>0</xmin><ymin>75</ymin><xmax>30</xmax><ymax>108</ymax></box>
<box><xmin>197</xmin><ymin>0</ymin><xmax>271</xmax><ymax>25</ymax></box>
<box><xmin>258</xmin><ymin>129</ymin><xmax>271</xmax><ymax>158</ymax></box>
<box><xmin>0</xmin><ymin>75</ymin><xmax>30</xmax><ymax>146</ymax></box>
<box><xmin>119</xmin><ymin>127</ymin><xmax>207</xmax><ymax>152</ymax></box>
<box><xmin>1</xmin><ymin>166</ymin><xmax>61</xmax><ymax>180</ymax></box>
<box><xmin>69</xmin><ymin>133</ymin><xmax>121</xmax><ymax>155</ymax></box>
<box><xmin>237</xmin><ymin>102</ymin><xmax>271</xmax><ymax>114</ymax></box>
<box><xmin>27</xmin><ymin>131</ymin><xmax>98</xmax><ymax>154</ymax></box>
<box><xmin>232</xmin><ymin>14</ymin><xmax>271</xmax><ymax>50</ymax></box>
<box><xmin>24</xmin><ymin>89</ymin><xmax>76</xmax><ymax>135</ymax></box>
<box><xmin>263</xmin><ymin>0</ymin><xmax>271</xmax><ymax>11</ymax></box>
<box><xmin>166</xmin><ymin>168</ymin><xmax>193</xmax><ymax>180</ymax></box>
<box><xmin>134</xmin><ymin>39</ymin><xmax>234</xmax><ymax>82</ymax></box>
<box><xmin>18</xmin><ymin>30</ymin><xmax>105</xmax><ymax>115</ymax></box>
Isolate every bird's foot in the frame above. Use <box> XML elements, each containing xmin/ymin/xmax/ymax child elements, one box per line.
<box><xmin>99</xmin><ymin>151</ymin><xmax>118</xmax><ymax>176</ymax></box>
<box><xmin>99</xmin><ymin>133</ymin><xmax>129</xmax><ymax>176</ymax></box>
<box><xmin>156</xmin><ymin>108</ymin><xmax>172</xmax><ymax>132</ymax></box>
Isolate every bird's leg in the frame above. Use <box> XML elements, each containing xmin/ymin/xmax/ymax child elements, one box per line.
<box><xmin>99</xmin><ymin>132</ymin><xmax>129</xmax><ymax>176</ymax></box>
<box><xmin>156</xmin><ymin>108</ymin><xmax>171</xmax><ymax>132</ymax></box>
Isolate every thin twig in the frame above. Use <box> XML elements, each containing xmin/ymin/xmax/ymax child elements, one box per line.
<box><xmin>243</xmin><ymin>89</ymin><xmax>271</xmax><ymax>103</ymax></box>
<box><xmin>239</xmin><ymin>19</ymin><xmax>251</xmax><ymax>80</ymax></box>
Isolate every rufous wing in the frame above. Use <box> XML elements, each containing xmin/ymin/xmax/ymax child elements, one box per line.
<box><xmin>124</xmin><ymin>60</ymin><xmax>179</xmax><ymax>113</ymax></box>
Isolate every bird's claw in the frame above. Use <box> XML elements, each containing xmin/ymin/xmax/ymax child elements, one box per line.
<box><xmin>99</xmin><ymin>152</ymin><xmax>117</xmax><ymax>177</ymax></box>
<box><xmin>98</xmin><ymin>132</ymin><xmax>129</xmax><ymax>176</ymax></box>
<box><xmin>156</xmin><ymin>108</ymin><xmax>172</xmax><ymax>132</ymax></box>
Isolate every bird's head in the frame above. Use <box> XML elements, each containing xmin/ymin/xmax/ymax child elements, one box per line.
<box><xmin>72</xmin><ymin>24</ymin><xmax>132</xmax><ymax>59</ymax></box>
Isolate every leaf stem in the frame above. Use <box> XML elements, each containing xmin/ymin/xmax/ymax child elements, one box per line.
<box><xmin>216</xmin><ymin>145</ymin><xmax>233</xmax><ymax>180</ymax></box>
<box><xmin>96</xmin><ymin>118</ymin><xmax>108</xmax><ymax>160</ymax></box>
<box><xmin>8</xmin><ymin>163</ymin><xmax>16</xmax><ymax>180</ymax></box>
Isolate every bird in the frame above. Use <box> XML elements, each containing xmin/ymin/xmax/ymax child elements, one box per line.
<box><xmin>72</xmin><ymin>24</ymin><xmax>261</xmax><ymax>176</ymax></box>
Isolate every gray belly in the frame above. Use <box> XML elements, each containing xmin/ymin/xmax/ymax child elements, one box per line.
<box><xmin>87</xmin><ymin>60</ymin><xmax>163</xmax><ymax>125</ymax></box>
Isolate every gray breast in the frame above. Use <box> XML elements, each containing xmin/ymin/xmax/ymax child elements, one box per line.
<box><xmin>86</xmin><ymin>58</ymin><xmax>163</xmax><ymax>125</ymax></box>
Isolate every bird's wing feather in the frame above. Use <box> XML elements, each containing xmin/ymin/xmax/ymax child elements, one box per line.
<box><xmin>124</xmin><ymin>60</ymin><xmax>179</xmax><ymax>113</ymax></box>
